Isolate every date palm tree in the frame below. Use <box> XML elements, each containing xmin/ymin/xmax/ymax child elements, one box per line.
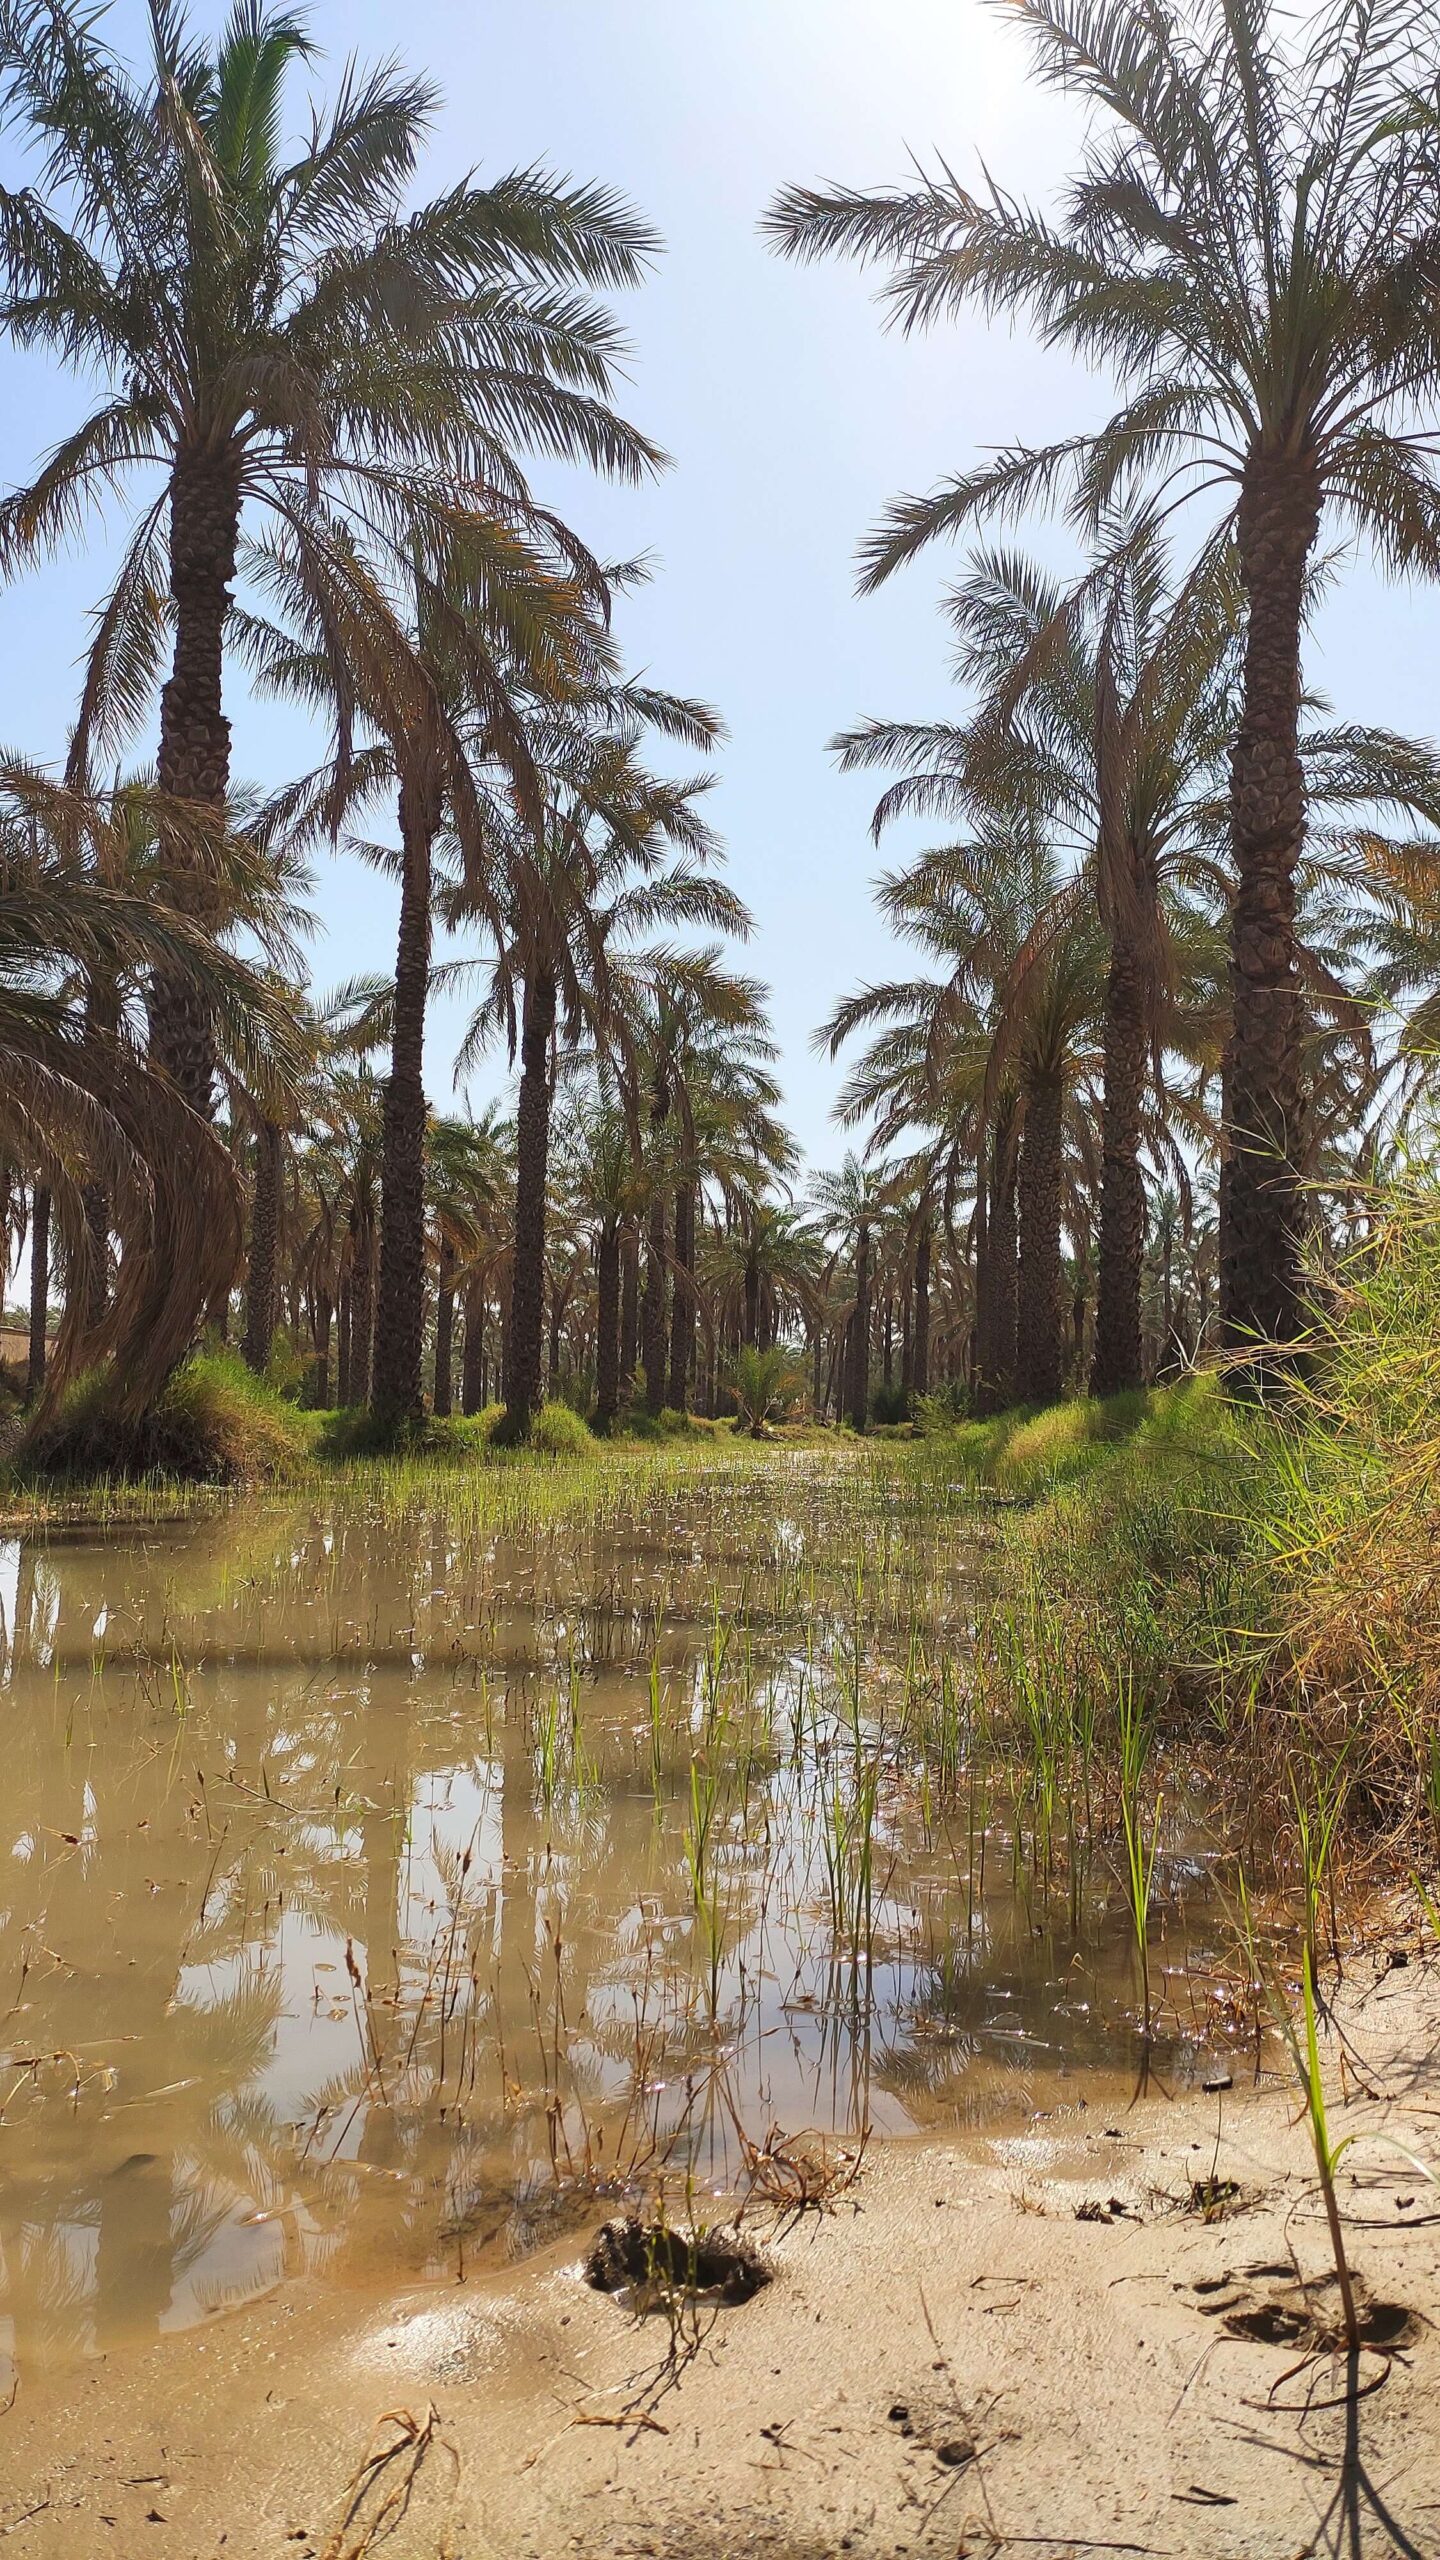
<box><xmin>767</xmin><ymin>0</ymin><xmax>1440</xmax><ymax>1359</ymax></box>
<box><xmin>825</xmin><ymin>813</ymin><xmax>1105</xmax><ymax>1408</ymax></box>
<box><xmin>837</xmin><ymin>535</ymin><xmax>1236</xmax><ymax>1395</ymax></box>
<box><xmin>808</xmin><ymin>1154</ymin><xmax>896</xmax><ymax>1430</ymax></box>
<box><xmin>426</xmin><ymin>1109</ymin><xmax>511</xmax><ymax>1418</ymax></box>
<box><xmin>243</xmin><ymin>520</ymin><xmax>607</xmax><ymax>1426</ymax></box>
<box><xmin>707</xmin><ymin>1198</ymin><xmax>821</xmax><ymax>1362</ymax></box>
<box><xmin>0</xmin><ymin>0</ymin><xmax>661</xmax><ymax>1115</ymax></box>
<box><xmin>449</xmin><ymin>710</ymin><xmax>738</xmax><ymax>1442</ymax></box>
<box><xmin>561</xmin><ymin>1098</ymin><xmax>641</xmax><ymax>1429</ymax></box>
<box><xmin>622</xmin><ymin>953</ymin><xmax>780</xmax><ymax>1414</ymax></box>
<box><xmin>0</xmin><ymin>761</ymin><xmax>296</xmax><ymax>1417</ymax></box>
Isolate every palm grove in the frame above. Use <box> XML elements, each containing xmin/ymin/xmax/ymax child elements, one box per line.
<box><xmin>4</xmin><ymin>0</ymin><xmax>1440</xmax><ymax>1461</ymax></box>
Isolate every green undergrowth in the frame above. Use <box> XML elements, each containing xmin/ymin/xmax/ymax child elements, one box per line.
<box><xmin>902</xmin><ymin>1191</ymin><xmax>1440</xmax><ymax>1855</ymax></box>
<box><xmin>897</xmin><ymin>1375</ymin><xmax>1267</xmax><ymax>1720</ymax></box>
<box><xmin>15</xmin><ymin>1349</ymin><xmax>317</xmax><ymax>1486</ymax></box>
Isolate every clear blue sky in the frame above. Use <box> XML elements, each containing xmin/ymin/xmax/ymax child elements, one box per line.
<box><xmin>3</xmin><ymin>0</ymin><xmax>1437</xmax><ymax>1167</ymax></box>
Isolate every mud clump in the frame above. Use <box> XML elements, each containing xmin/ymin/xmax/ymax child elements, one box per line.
<box><xmin>585</xmin><ymin>2217</ymin><xmax>772</xmax><ymax>2306</ymax></box>
<box><xmin>885</xmin><ymin>2395</ymin><xmax>976</xmax><ymax>2469</ymax></box>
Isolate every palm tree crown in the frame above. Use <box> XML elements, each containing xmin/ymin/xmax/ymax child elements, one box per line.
<box><xmin>768</xmin><ymin>0</ymin><xmax>1440</xmax><ymax>1361</ymax></box>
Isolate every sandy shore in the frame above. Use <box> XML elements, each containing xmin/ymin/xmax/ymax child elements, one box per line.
<box><xmin>2</xmin><ymin>1946</ymin><xmax>1437</xmax><ymax>2560</ymax></box>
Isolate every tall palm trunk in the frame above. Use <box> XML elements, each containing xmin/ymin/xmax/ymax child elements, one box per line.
<box><xmin>620</xmin><ymin>1222</ymin><xmax>639</xmax><ymax>1397</ymax></box>
<box><xmin>595</xmin><ymin>1222</ymin><xmax>621</xmax><ymax>1430</ymax></box>
<box><xmin>642</xmin><ymin>1188</ymin><xmax>667</xmax><ymax>1416</ymax></box>
<box><xmin>547</xmin><ymin>1278</ymin><xmax>566</xmax><ymax>1390</ymax></box>
<box><xmin>151</xmin><ymin>446</ymin><xmax>242</xmax><ymax>1120</ymax></box>
<box><xmin>848</xmin><ymin>1222</ymin><xmax>871</xmax><ymax>1430</ymax></box>
<box><xmin>461</xmin><ymin>1278</ymin><xmax>485</xmax><ymax>1414</ymax></box>
<box><xmin>991</xmin><ymin>1117</ymin><xmax>1019</xmax><ymax>1409</ymax></box>
<box><xmin>348</xmin><ymin>1207</ymin><xmax>375</xmax><ymax>1408</ymax></box>
<box><xmin>1091</xmin><ymin>934</ymin><xmax>1147</xmax><ymax>1396</ymax></box>
<box><xmin>27</xmin><ymin>1184</ymin><xmax>49</xmax><ymax>1403</ymax></box>
<box><xmin>667</xmin><ymin>1181</ymin><xmax>694</xmax><ymax>1411</ymax></box>
<box><xmin>972</xmin><ymin>1145</ymin><xmax>994</xmax><ymax>1409</ymax></box>
<box><xmin>80</xmin><ymin>973</ymin><xmax>117</xmax><ymax>1328</ymax></box>
<box><xmin>1221</xmin><ymin>452</ymin><xmax>1321</xmax><ymax>1356</ymax></box>
<box><xmin>1161</xmin><ymin>1234</ymin><xmax>1175</xmax><ymax>1372</ymax></box>
<box><xmin>336</xmin><ymin>1280</ymin><xmax>352</xmax><ymax>1406</ymax></box>
<box><xmin>312</xmin><ymin>1289</ymin><xmax>333</xmax><ymax>1407</ymax></box>
<box><xmin>743</xmin><ymin>1255</ymin><xmax>760</xmax><ymax>1347</ymax></box>
<box><xmin>641</xmin><ymin>1072</ymin><xmax>671</xmax><ymax>1418</ymax></box>
<box><xmin>975</xmin><ymin>1120</ymin><xmax>1018</xmax><ymax>1415</ymax></box>
<box><xmin>1016</xmin><ymin>1073</ymin><xmax>1064</xmax><ymax>1406</ymax></box>
<box><xmin>501</xmin><ymin>967</ymin><xmax>557</xmax><ymax>1439</ymax></box>
<box><xmin>913</xmin><ymin>1214</ymin><xmax>931</xmax><ymax>1401</ymax></box>
<box><xmin>433</xmin><ymin>1237</ymin><xmax>456</xmax><ymax>1417</ymax></box>
<box><xmin>372</xmin><ymin>774</ymin><xmax>438</xmax><ymax>1426</ymax></box>
<box><xmin>242</xmin><ymin>1117</ymin><xmax>282</xmax><ymax>1375</ymax></box>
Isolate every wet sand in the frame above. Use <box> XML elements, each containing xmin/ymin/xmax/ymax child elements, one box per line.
<box><xmin>2</xmin><ymin>1943</ymin><xmax>1436</xmax><ymax>2559</ymax></box>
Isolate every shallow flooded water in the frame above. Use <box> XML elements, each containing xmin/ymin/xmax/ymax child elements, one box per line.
<box><xmin>0</xmin><ymin>1454</ymin><xmax>1249</xmax><ymax>2382</ymax></box>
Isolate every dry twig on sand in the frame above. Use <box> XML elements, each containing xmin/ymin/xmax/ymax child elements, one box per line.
<box><xmin>318</xmin><ymin>2402</ymin><xmax>454</xmax><ymax>2560</ymax></box>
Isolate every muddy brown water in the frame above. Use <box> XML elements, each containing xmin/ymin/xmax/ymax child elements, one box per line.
<box><xmin>0</xmin><ymin>1465</ymin><xmax>1246</xmax><ymax>2384</ymax></box>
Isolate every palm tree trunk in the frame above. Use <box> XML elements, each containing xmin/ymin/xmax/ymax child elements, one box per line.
<box><xmin>501</xmin><ymin>968</ymin><xmax>557</xmax><ymax>1439</ymax></box>
<box><xmin>337</xmin><ymin>1281</ymin><xmax>352</xmax><ymax>1407</ymax></box>
<box><xmin>1016</xmin><ymin>1074</ymin><xmax>1064</xmax><ymax>1407</ymax></box>
<box><xmin>743</xmin><ymin>1256</ymin><xmax>760</xmax><ymax>1347</ymax></box>
<box><xmin>242</xmin><ymin>1117</ymin><xmax>282</xmax><ymax>1376</ymax></box>
<box><xmin>1221</xmin><ymin>452</ymin><xmax>1321</xmax><ymax>1357</ymax></box>
<box><xmin>26</xmin><ymin>1184</ymin><xmax>49</xmax><ymax>1404</ymax></box>
<box><xmin>1162</xmin><ymin>1237</ymin><xmax>1175</xmax><ymax>1373</ymax></box>
<box><xmin>849</xmin><ymin>1223</ymin><xmax>871</xmax><ymax>1431</ymax></box>
<box><xmin>913</xmin><ymin>1215</ymin><xmax>931</xmax><ymax>1401</ymax></box>
<box><xmin>667</xmin><ymin>1182</ymin><xmax>694</xmax><ymax>1411</ymax></box>
<box><xmin>348</xmin><ymin>1211</ymin><xmax>375</xmax><ymax>1409</ymax></box>
<box><xmin>461</xmin><ymin>1278</ymin><xmax>485</xmax><ymax>1414</ymax></box>
<box><xmin>80</xmin><ymin>974</ymin><xmax>116</xmax><ymax>1329</ymax></box>
<box><xmin>372</xmin><ymin>775</ymin><xmax>437</xmax><ymax>1427</ymax></box>
<box><xmin>620</xmin><ymin>1222</ymin><xmax>639</xmax><ymax>1399</ymax></box>
<box><xmin>595</xmin><ymin>1223</ymin><xmax>621</xmax><ymax>1430</ymax></box>
<box><xmin>312</xmin><ymin>1289</ymin><xmax>333</xmax><ymax>1408</ymax></box>
<box><xmin>1091</xmin><ymin>935</ymin><xmax>1147</xmax><ymax>1397</ymax></box>
<box><xmin>642</xmin><ymin>1198</ymin><xmax>667</xmax><ymax>1418</ymax></box>
<box><xmin>973</xmin><ymin>1145</ymin><xmax>994</xmax><ymax>1410</ymax></box>
<box><xmin>433</xmin><ymin>1238</ymin><xmax>455</xmax><ymax>1417</ymax></box>
<box><xmin>547</xmin><ymin>1280</ymin><xmax>565</xmax><ymax>1392</ymax></box>
<box><xmin>990</xmin><ymin>1116</ymin><xmax>1019</xmax><ymax>1411</ymax></box>
<box><xmin>975</xmin><ymin>1127</ymin><xmax>1017</xmax><ymax>1415</ymax></box>
<box><xmin>151</xmin><ymin>446</ymin><xmax>242</xmax><ymax>1120</ymax></box>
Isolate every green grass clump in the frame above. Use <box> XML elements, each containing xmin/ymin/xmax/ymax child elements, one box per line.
<box><xmin>18</xmin><ymin>1350</ymin><xmax>315</xmax><ymax>1485</ymax></box>
<box><xmin>931</xmin><ymin>1376</ymin><xmax>1244</xmax><ymax>1503</ymax></box>
<box><xmin>314</xmin><ymin>1403</ymin><xmax>497</xmax><ymax>1461</ymax></box>
<box><xmin>530</xmin><ymin>1399</ymin><xmax>593</xmax><ymax>1457</ymax></box>
<box><xmin>1243</xmin><ymin>1185</ymin><xmax>1440</xmax><ymax>1833</ymax></box>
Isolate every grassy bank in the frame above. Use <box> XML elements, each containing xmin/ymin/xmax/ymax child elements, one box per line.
<box><xmin>909</xmin><ymin>1192</ymin><xmax>1440</xmax><ymax>1866</ymax></box>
